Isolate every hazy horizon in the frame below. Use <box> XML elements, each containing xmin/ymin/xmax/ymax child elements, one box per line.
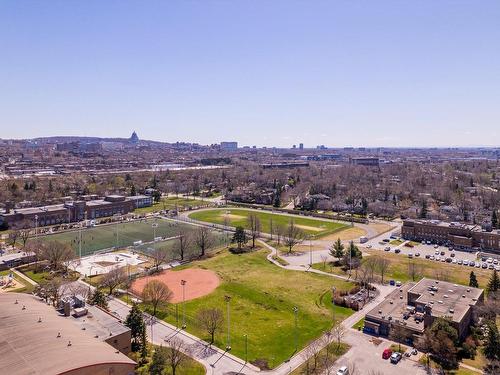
<box><xmin>1</xmin><ymin>1</ymin><xmax>499</xmax><ymax>147</ymax></box>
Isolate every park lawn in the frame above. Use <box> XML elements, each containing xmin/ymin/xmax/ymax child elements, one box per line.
<box><xmin>147</xmin><ymin>248</ymin><xmax>355</xmax><ymax>369</ymax></box>
<box><xmin>38</xmin><ymin>219</ymin><xmax>202</xmax><ymax>257</ymax></box>
<box><xmin>311</xmin><ymin>251</ymin><xmax>494</xmax><ymax>287</ymax></box>
<box><xmin>352</xmin><ymin>317</ymin><xmax>364</xmax><ymax>330</ymax></box>
<box><xmin>189</xmin><ymin>208</ymin><xmax>348</xmax><ymax>238</ymax></box>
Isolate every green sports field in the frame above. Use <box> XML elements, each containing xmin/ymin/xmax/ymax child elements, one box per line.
<box><xmin>141</xmin><ymin>248</ymin><xmax>354</xmax><ymax>369</ymax></box>
<box><xmin>188</xmin><ymin>208</ymin><xmax>348</xmax><ymax>238</ymax></box>
<box><xmin>39</xmin><ymin>219</ymin><xmax>213</xmax><ymax>257</ymax></box>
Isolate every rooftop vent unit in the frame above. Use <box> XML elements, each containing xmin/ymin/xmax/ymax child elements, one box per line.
<box><xmin>449</xmin><ymin>309</ymin><xmax>454</xmax><ymax>313</ymax></box>
<box><xmin>444</xmin><ymin>295</ymin><xmax>449</xmax><ymax>298</ymax></box>
<box><xmin>438</xmin><ymin>300</ymin><xmax>443</xmax><ymax>304</ymax></box>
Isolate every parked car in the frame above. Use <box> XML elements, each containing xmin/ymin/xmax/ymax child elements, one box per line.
<box><xmin>425</xmin><ymin>254</ymin><xmax>430</xmax><ymax>259</ymax></box>
<box><xmin>394</xmin><ymin>249</ymin><xmax>401</xmax><ymax>254</ymax></box>
<box><xmin>390</xmin><ymin>352</ymin><xmax>402</xmax><ymax>364</ymax></box>
<box><xmin>415</xmin><ymin>252</ymin><xmax>420</xmax><ymax>257</ymax></box>
<box><xmin>336</xmin><ymin>366</ymin><xmax>349</xmax><ymax>375</ymax></box>
<box><xmin>382</xmin><ymin>348</ymin><xmax>393</xmax><ymax>359</ymax></box>
<box><xmin>385</xmin><ymin>247</ymin><xmax>391</xmax><ymax>252</ymax></box>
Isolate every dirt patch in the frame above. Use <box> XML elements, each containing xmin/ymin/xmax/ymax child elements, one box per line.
<box><xmin>321</xmin><ymin>226</ymin><xmax>367</xmax><ymax>241</ymax></box>
<box><xmin>131</xmin><ymin>268</ymin><xmax>220</xmax><ymax>303</ymax></box>
<box><xmin>295</xmin><ymin>224</ymin><xmax>323</xmax><ymax>232</ymax></box>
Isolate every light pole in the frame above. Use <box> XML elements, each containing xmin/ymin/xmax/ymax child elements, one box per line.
<box><xmin>152</xmin><ymin>222</ymin><xmax>158</xmax><ymax>241</ymax></box>
<box><xmin>181</xmin><ymin>280</ymin><xmax>187</xmax><ymax>329</ymax></box>
<box><xmin>309</xmin><ymin>236</ymin><xmax>313</xmax><ymax>267</ymax></box>
<box><xmin>225</xmin><ymin>295</ymin><xmax>232</xmax><ymax>351</ymax></box>
<box><xmin>244</xmin><ymin>334</ymin><xmax>248</xmax><ymax>363</ymax></box>
<box><xmin>293</xmin><ymin>306</ymin><xmax>298</xmax><ymax>354</ymax></box>
<box><xmin>34</xmin><ymin>215</ymin><xmax>38</xmax><ymax>239</ymax></box>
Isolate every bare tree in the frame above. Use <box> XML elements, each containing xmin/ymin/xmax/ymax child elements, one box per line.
<box><xmin>275</xmin><ymin>223</ymin><xmax>285</xmax><ymax>246</ymax></box>
<box><xmin>100</xmin><ymin>266</ymin><xmax>128</xmax><ymax>295</ymax></box>
<box><xmin>283</xmin><ymin>220</ymin><xmax>305</xmax><ymax>253</ymax></box>
<box><xmin>150</xmin><ymin>247</ymin><xmax>169</xmax><ymax>272</ymax></box>
<box><xmin>175</xmin><ymin>230</ymin><xmax>192</xmax><ymax>261</ymax></box>
<box><xmin>39</xmin><ymin>240</ymin><xmax>75</xmax><ymax>271</ymax></box>
<box><xmin>165</xmin><ymin>337</ymin><xmax>186</xmax><ymax>375</ymax></box>
<box><xmin>7</xmin><ymin>230</ymin><xmax>19</xmax><ymax>248</ymax></box>
<box><xmin>197</xmin><ymin>308</ymin><xmax>224</xmax><ymax>344</ymax></box>
<box><xmin>320</xmin><ymin>254</ymin><xmax>328</xmax><ymax>269</ymax></box>
<box><xmin>194</xmin><ymin>226</ymin><xmax>214</xmax><ymax>257</ymax></box>
<box><xmin>301</xmin><ymin>338</ymin><xmax>322</xmax><ymax>373</ymax></box>
<box><xmin>269</xmin><ymin>217</ymin><xmax>274</xmax><ymax>240</ymax></box>
<box><xmin>246</xmin><ymin>213</ymin><xmax>261</xmax><ymax>248</ymax></box>
<box><xmin>376</xmin><ymin>257</ymin><xmax>391</xmax><ymax>284</ymax></box>
<box><xmin>142</xmin><ymin>280</ymin><xmax>173</xmax><ymax>317</ymax></box>
<box><xmin>36</xmin><ymin>277</ymin><xmax>66</xmax><ymax>306</ymax></box>
<box><xmin>19</xmin><ymin>221</ymin><xmax>31</xmax><ymax>249</ymax></box>
<box><xmin>408</xmin><ymin>260</ymin><xmax>423</xmax><ymax>282</ymax></box>
<box><xmin>331</xmin><ymin>324</ymin><xmax>346</xmax><ymax>349</ymax></box>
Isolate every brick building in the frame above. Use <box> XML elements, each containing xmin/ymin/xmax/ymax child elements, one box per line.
<box><xmin>402</xmin><ymin>219</ymin><xmax>500</xmax><ymax>254</ymax></box>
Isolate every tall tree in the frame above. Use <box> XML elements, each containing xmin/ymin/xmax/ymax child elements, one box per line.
<box><xmin>100</xmin><ymin>266</ymin><xmax>128</xmax><ymax>295</ymax></box>
<box><xmin>175</xmin><ymin>229</ymin><xmax>191</xmax><ymax>261</ymax></box>
<box><xmin>246</xmin><ymin>213</ymin><xmax>261</xmax><ymax>248</ymax></box>
<box><xmin>232</xmin><ymin>226</ymin><xmax>247</xmax><ymax>250</ymax></box>
<box><xmin>88</xmin><ymin>289</ymin><xmax>108</xmax><ymax>310</ymax></box>
<box><xmin>419</xmin><ymin>199</ymin><xmax>428</xmax><ymax>219</ymax></box>
<box><xmin>283</xmin><ymin>220</ymin><xmax>305</xmax><ymax>253</ymax></box>
<box><xmin>150</xmin><ymin>247</ymin><xmax>169</xmax><ymax>273</ymax></box>
<box><xmin>142</xmin><ymin>280</ymin><xmax>173</xmax><ymax>317</ymax></box>
<box><xmin>469</xmin><ymin>271</ymin><xmax>479</xmax><ymax>288</ymax></box>
<box><xmin>329</xmin><ymin>238</ymin><xmax>344</xmax><ymax>261</ymax></box>
<box><xmin>487</xmin><ymin>270</ymin><xmax>500</xmax><ymax>293</ymax></box>
<box><xmin>492</xmin><ymin>210</ymin><xmax>498</xmax><ymax>229</ymax></box>
<box><xmin>125</xmin><ymin>303</ymin><xmax>147</xmax><ymax>352</ymax></box>
<box><xmin>165</xmin><ymin>338</ymin><xmax>186</xmax><ymax>375</ymax></box>
<box><xmin>376</xmin><ymin>257</ymin><xmax>391</xmax><ymax>284</ymax></box>
<box><xmin>194</xmin><ymin>226</ymin><xmax>214</xmax><ymax>257</ymax></box>
<box><xmin>484</xmin><ymin>321</ymin><xmax>500</xmax><ymax>361</ymax></box>
<box><xmin>197</xmin><ymin>308</ymin><xmax>224</xmax><ymax>344</ymax></box>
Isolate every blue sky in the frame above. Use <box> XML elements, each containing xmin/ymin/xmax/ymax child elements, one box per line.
<box><xmin>1</xmin><ymin>1</ymin><xmax>499</xmax><ymax>147</ymax></box>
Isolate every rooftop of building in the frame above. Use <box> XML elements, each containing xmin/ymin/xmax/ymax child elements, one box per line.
<box><xmin>72</xmin><ymin>304</ymin><xmax>130</xmax><ymax>340</ymax></box>
<box><xmin>365</xmin><ymin>282</ymin><xmax>425</xmax><ymax>333</ymax></box>
<box><xmin>408</xmin><ymin>278</ymin><xmax>483</xmax><ymax>322</ymax></box>
<box><xmin>403</xmin><ymin>218</ymin><xmax>479</xmax><ymax>231</ymax></box>
<box><xmin>0</xmin><ymin>293</ymin><xmax>135</xmax><ymax>375</ymax></box>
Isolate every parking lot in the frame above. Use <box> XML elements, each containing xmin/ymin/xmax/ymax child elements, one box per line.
<box><xmin>364</xmin><ymin>231</ymin><xmax>500</xmax><ymax>272</ymax></box>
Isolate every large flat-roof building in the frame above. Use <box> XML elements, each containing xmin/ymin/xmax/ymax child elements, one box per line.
<box><xmin>0</xmin><ymin>194</ymin><xmax>153</xmax><ymax>229</ymax></box>
<box><xmin>402</xmin><ymin>219</ymin><xmax>500</xmax><ymax>254</ymax></box>
<box><xmin>0</xmin><ymin>293</ymin><xmax>136</xmax><ymax>375</ymax></box>
<box><xmin>364</xmin><ymin>278</ymin><xmax>484</xmax><ymax>342</ymax></box>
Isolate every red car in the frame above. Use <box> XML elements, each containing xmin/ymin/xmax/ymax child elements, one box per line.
<box><xmin>382</xmin><ymin>348</ymin><xmax>393</xmax><ymax>359</ymax></box>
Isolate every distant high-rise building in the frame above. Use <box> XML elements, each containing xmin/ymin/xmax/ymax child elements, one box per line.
<box><xmin>129</xmin><ymin>131</ymin><xmax>139</xmax><ymax>144</ymax></box>
<box><xmin>299</xmin><ymin>143</ymin><xmax>304</xmax><ymax>150</ymax></box>
<box><xmin>220</xmin><ymin>141</ymin><xmax>238</xmax><ymax>151</ymax></box>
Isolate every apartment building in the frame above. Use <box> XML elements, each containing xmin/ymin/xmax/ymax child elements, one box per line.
<box><xmin>402</xmin><ymin>219</ymin><xmax>500</xmax><ymax>254</ymax></box>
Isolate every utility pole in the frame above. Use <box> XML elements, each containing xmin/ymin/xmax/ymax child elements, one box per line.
<box><xmin>181</xmin><ymin>280</ymin><xmax>187</xmax><ymax>329</ymax></box>
<box><xmin>309</xmin><ymin>236</ymin><xmax>313</xmax><ymax>267</ymax></box>
<box><xmin>293</xmin><ymin>306</ymin><xmax>298</xmax><ymax>353</ymax></box>
<box><xmin>225</xmin><ymin>295</ymin><xmax>232</xmax><ymax>351</ymax></box>
<box><xmin>331</xmin><ymin>286</ymin><xmax>336</xmax><ymax>325</ymax></box>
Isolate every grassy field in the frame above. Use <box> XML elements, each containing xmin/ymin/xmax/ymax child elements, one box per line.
<box><xmin>312</xmin><ymin>250</ymin><xmax>494</xmax><ymax>287</ymax></box>
<box><xmin>140</xmin><ymin>248</ymin><xmax>355</xmax><ymax>369</ymax></box>
<box><xmin>38</xmin><ymin>219</ymin><xmax>207</xmax><ymax>257</ymax></box>
<box><xmin>188</xmin><ymin>208</ymin><xmax>348</xmax><ymax>238</ymax></box>
<box><xmin>135</xmin><ymin>197</ymin><xmax>213</xmax><ymax>215</ymax></box>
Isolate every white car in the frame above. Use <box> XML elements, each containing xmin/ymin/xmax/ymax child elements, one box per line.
<box><xmin>336</xmin><ymin>366</ymin><xmax>349</xmax><ymax>375</ymax></box>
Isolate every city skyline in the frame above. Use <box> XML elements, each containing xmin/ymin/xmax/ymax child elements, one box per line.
<box><xmin>1</xmin><ymin>1</ymin><xmax>500</xmax><ymax>147</ymax></box>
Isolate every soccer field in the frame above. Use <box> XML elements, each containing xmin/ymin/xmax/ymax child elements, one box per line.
<box><xmin>188</xmin><ymin>208</ymin><xmax>348</xmax><ymax>238</ymax></box>
<box><xmin>40</xmin><ymin>218</ymin><xmax>208</xmax><ymax>257</ymax></box>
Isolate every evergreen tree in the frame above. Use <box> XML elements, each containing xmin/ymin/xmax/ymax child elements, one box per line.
<box><xmin>487</xmin><ymin>270</ymin><xmax>500</xmax><ymax>293</ymax></box>
<box><xmin>347</xmin><ymin>241</ymin><xmax>362</xmax><ymax>259</ymax></box>
<box><xmin>484</xmin><ymin>321</ymin><xmax>500</xmax><ymax>361</ymax></box>
<box><xmin>130</xmin><ymin>184</ymin><xmax>137</xmax><ymax>196</ymax></box>
<box><xmin>492</xmin><ymin>210</ymin><xmax>498</xmax><ymax>229</ymax></box>
<box><xmin>469</xmin><ymin>271</ymin><xmax>479</xmax><ymax>288</ymax></box>
<box><xmin>232</xmin><ymin>226</ymin><xmax>247</xmax><ymax>250</ymax></box>
<box><xmin>88</xmin><ymin>289</ymin><xmax>108</xmax><ymax>310</ymax></box>
<box><xmin>329</xmin><ymin>238</ymin><xmax>345</xmax><ymax>260</ymax></box>
<box><xmin>149</xmin><ymin>346</ymin><xmax>167</xmax><ymax>375</ymax></box>
<box><xmin>125</xmin><ymin>303</ymin><xmax>147</xmax><ymax>352</ymax></box>
<box><xmin>140</xmin><ymin>324</ymin><xmax>148</xmax><ymax>360</ymax></box>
